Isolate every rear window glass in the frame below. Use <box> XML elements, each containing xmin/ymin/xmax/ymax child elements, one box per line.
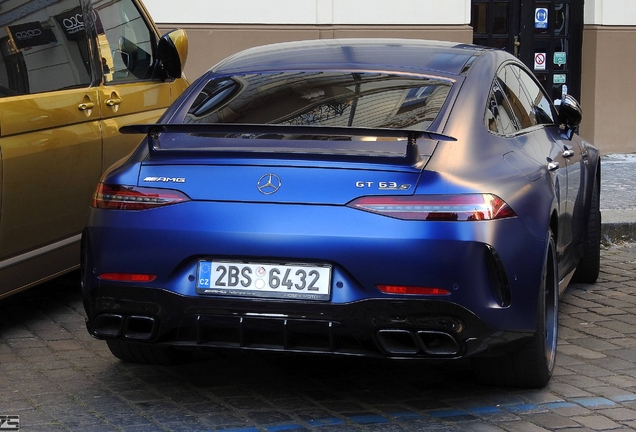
<box><xmin>183</xmin><ymin>72</ymin><xmax>452</xmax><ymax>130</ymax></box>
<box><xmin>157</xmin><ymin>72</ymin><xmax>452</xmax><ymax>156</ymax></box>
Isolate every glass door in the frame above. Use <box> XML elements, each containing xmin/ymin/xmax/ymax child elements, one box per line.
<box><xmin>471</xmin><ymin>0</ymin><xmax>583</xmax><ymax>101</ymax></box>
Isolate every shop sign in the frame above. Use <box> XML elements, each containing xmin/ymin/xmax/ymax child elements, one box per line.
<box><xmin>8</xmin><ymin>22</ymin><xmax>56</xmax><ymax>49</ymax></box>
<box><xmin>55</xmin><ymin>7</ymin><xmax>86</xmax><ymax>41</ymax></box>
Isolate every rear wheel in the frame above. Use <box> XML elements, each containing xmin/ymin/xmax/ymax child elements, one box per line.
<box><xmin>106</xmin><ymin>340</ymin><xmax>192</xmax><ymax>365</ymax></box>
<box><xmin>572</xmin><ymin>178</ymin><xmax>601</xmax><ymax>283</ymax></box>
<box><xmin>472</xmin><ymin>232</ymin><xmax>558</xmax><ymax>388</ymax></box>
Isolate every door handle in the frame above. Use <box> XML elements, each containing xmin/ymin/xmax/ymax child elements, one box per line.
<box><xmin>105</xmin><ymin>97</ymin><xmax>122</xmax><ymax>107</ymax></box>
<box><xmin>547</xmin><ymin>161</ymin><xmax>559</xmax><ymax>171</ymax></box>
<box><xmin>514</xmin><ymin>36</ymin><xmax>521</xmax><ymax>58</ymax></box>
<box><xmin>78</xmin><ymin>101</ymin><xmax>95</xmax><ymax>111</ymax></box>
<box><xmin>562</xmin><ymin>149</ymin><xmax>574</xmax><ymax>158</ymax></box>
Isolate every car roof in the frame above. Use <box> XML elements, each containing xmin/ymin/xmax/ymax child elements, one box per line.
<box><xmin>210</xmin><ymin>38</ymin><xmax>490</xmax><ymax>77</ymax></box>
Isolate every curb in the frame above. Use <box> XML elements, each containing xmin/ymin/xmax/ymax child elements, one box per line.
<box><xmin>601</xmin><ymin>210</ymin><xmax>636</xmax><ymax>245</ymax></box>
<box><xmin>602</xmin><ymin>222</ymin><xmax>636</xmax><ymax>245</ymax></box>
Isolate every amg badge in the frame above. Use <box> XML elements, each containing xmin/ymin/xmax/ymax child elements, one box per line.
<box><xmin>143</xmin><ymin>177</ymin><xmax>186</xmax><ymax>183</ymax></box>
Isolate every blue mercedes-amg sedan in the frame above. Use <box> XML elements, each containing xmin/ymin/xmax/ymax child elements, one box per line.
<box><xmin>82</xmin><ymin>39</ymin><xmax>601</xmax><ymax>388</ymax></box>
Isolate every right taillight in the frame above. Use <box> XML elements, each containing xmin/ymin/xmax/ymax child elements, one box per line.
<box><xmin>347</xmin><ymin>194</ymin><xmax>516</xmax><ymax>221</ymax></box>
<box><xmin>92</xmin><ymin>183</ymin><xmax>190</xmax><ymax>210</ymax></box>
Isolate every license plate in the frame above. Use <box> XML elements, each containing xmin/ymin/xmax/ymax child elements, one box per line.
<box><xmin>196</xmin><ymin>260</ymin><xmax>331</xmax><ymax>300</ymax></box>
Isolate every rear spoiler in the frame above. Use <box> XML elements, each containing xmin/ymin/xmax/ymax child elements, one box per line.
<box><xmin>120</xmin><ymin>123</ymin><xmax>456</xmax><ymax>164</ymax></box>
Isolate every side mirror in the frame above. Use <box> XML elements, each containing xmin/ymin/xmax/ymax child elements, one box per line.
<box><xmin>158</xmin><ymin>29</ymin><xmax>188</xmax><ymax>79</ymax></box>
<box><xmin>557</xmin><ymin>94</ymin><xmax>582</xmax><ymax>139</ymax></box>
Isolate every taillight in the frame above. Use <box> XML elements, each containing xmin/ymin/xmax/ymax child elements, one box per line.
<box><xmin>347</xmin><ymin>194</ymin><xmax>516</xmax><ymax>221</ymax></box>
<box><xmin>92</xmin><ymin>184</ymin><xmax>190</xmax><ymax>210</ymax></box>
<box><xmin>98</xmin><ymin>273</ymin><xmax>156</xmax><ymax>282</ymax></box>
<box><xmin>377</xmin><ymin>285</ymin><xmax>450</xmax><ymax>295</ymax></box>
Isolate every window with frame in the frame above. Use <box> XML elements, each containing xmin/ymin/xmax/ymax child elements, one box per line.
<box><xmin>485</xmin><ymin>80</ymin><xmax>520</xmax><ymax>135</ymax></box>
<box><xmin>496</xmin><ymin>65</ymin><xmax>535</xmax><ymax>129</ymax></box>
<box><xmin>485</xmin><ymin>63</ymin><xmax>557</xmax><ymax>135</ymax></box>
<box><xmin>0</xmin><ymin>0</ymin><xmax>91</xmax><ymax>97</ymax></box>
<box><xmin>513</xmin><ymin>65</ymin><xmax>556</xmax><ymax>125</ymax></box>
<box><xmin>92</xmin><ymin>0</ymin><xmax>155</xmax><ymax>83</ymax></box>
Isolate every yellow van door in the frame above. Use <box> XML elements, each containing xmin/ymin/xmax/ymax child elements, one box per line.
<box><xmin>0</xmin><ymin>0</ymin><xmax>102</xmax><ymax>294</ymax></box>
<box><xmin>92</xmin><ymin>0</ymin><xmax>176</xmax><ymax>171</ymax></box>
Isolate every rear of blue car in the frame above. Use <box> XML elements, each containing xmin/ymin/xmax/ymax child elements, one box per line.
<box><xmin>83</xmin><ymin>156</ymin><xmax>543</xmax><ymax>352</ymax></box>
<box><xmin>82</xmin><ymin>46</ymin><xmax>568</xmax><ymax>388</ymax></box>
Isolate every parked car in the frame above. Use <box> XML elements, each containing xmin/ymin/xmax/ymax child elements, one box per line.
<box><xmin>82</xmin><ymin>39</ymin><xmax>600</xmax><ymax>388</ymax></box>
<box><xmin>0</xmin><ymin>0</ymin><xmax>188</xmax><ymax>298</ymax></box>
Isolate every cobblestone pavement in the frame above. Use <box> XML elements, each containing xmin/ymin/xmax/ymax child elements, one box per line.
<box><xmin>1</xmin><ymin>242</ymin><xmax>636</xmax><ymax>431</ymax></box>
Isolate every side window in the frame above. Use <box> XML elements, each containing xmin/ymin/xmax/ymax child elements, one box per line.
<box><xmin>485</xmin><ymin>82</ymin><xmax>520</xmax><ymax>135</ymax></box>
<box><xmin>0</xmin><ymin>0</ymin><xmax>91</xmax><ymax>97</ymax></box>
<box><xmin>514</xmin><ymin>66</ymin><xmax>556</xmax><ymax>125</ymax></box>
<box><xmin>496</xmin><ymin>66</ymin><xmax>536</xmax><ymax>129</ymax></box>
<box><xmin>92</xmin><ymin>0</ymin><xmax>155</xmax><ymax>83</ymax></box>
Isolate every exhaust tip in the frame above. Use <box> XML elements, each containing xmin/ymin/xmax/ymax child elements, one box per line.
<box><xmin>93</xmin><ymin>314</ymin><xmax>124</xmax><ymax>338</ymax></box>
<box><xmin>417</xmin><ymin>330</ymin><xmax>460</xmax><ymax>355</ymax></box>
<box><xmin>377</xmin><ymin>329</ymin><xmax>419</xmax><ymax>355</ymax></box>
<box><xmin>124</xmin><ymin>315</ymin><xmax>156</xmax><ymax>340</ymax></box>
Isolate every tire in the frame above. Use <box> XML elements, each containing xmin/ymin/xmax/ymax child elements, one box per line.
<box><xmin>472</xmin><ymin>232</ymin><xmax>558</xmax><ymax>388</ymax></box>
<box><xmin>572</xmin><ymin>178</ymin><xmax>601</xmax><ymax>283</ymax></box>
<box><xmin>106</xmin><ymin>340</ymin><xmax>192</xmax><ymax>365</ymax></box>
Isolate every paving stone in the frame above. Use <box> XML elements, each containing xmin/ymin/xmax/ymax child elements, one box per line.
<box><xmin>598</xmin><ymin>407</ymin><xmax>636</xmax><ymax>422</ymax></box>
<box><xmin>570</xmin><ymin>414</ymin><xmax>622</xmax><ymax>430</ymax></box>
<box><xmin>521</xmin><ymin>412</ymin><xmax>582</xmax><ymax>429</ymax></box>
<box><xmin>549</xmin><ymin>382</ymin><xmax>595</xmax><ymax>399</ymax></box>
<box><xmin>498</xmin><ymin>421</ymin><xmax>552</xmax><ymax>431</ymax></box>
<box><xmin>559</xmin><ymin>344</ymin><xmax>607</xmax><ymax>360</ymax></box>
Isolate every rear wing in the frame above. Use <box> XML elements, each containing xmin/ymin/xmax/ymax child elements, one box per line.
<box><xmin>120</xmin><ymin>123</ymin><xmax>456</xmax><ymax>165</ymax></box>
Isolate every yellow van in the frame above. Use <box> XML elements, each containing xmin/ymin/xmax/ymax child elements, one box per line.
<box><xmin>0</xmin><ymin>0</ymin><xmax>188</xmax><ymax>297</ymax></box>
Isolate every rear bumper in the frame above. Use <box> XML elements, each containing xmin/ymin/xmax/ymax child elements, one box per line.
<box><xmin>83</xmin><ymin>198</ymin><xmax>549</xmax><ymax>360</ymax></box>
<box><xmin>85</xmin><ymin>285</ymin><xmax>532</xmax><ymax>360</ymax></box>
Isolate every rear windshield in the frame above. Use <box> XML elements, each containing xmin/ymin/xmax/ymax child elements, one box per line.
<box><xmin>158</xmin><ymin>72</ymin><xmax>453</xmax><ymax>156</ymax></box>
<box><xmin>184</xmin><ymin>72</ymin><xmax>451</xmax><ymax>128</ymax></box>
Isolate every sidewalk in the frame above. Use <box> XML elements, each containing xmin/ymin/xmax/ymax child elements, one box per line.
<box><xmin>601</xmin><ymin>154</ymin><xmax>636</xmax><ymax>243</ymax></box>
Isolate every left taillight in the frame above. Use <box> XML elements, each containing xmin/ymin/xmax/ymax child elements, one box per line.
<box><xmin>91</xmin><ymin>183</ymin><xmax>190</xmax><ymax>210</ymax></box>
<box><xmin>98</xmin><ymin>273</ymin><xmax>156</xmax><ymax>282</ymax></box>
<box><xmin>347</xmin><ymin>194</ymin><xmax>516</xmax><ymax>221</ymax></box>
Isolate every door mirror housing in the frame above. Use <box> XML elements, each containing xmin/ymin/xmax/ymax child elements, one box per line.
<box><xmin>158</xmin><ymin>29</ymin><xmax>188</xmax><ymax>79</ymax></box>
<box><xmin>557</xmin><ymin>94</ymin><xmax>582</xmax><ymax>139</ymax></box>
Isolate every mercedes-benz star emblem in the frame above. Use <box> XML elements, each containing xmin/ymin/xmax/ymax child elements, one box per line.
<box><xmin>257</xmin><ymin>173</ymin><xmax>282</xmax><ymax>195</ymax></box>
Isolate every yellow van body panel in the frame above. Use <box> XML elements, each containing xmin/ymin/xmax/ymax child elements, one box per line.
<box><xmin>0</xmin><ymin>88</ymin><xmax>102</xmax><ymax>260</ymax></box>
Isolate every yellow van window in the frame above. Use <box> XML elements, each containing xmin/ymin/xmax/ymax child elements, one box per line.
<box><xmin>0</xmin><ymin>0</ymin><xmax>91</xmax><ymax>97</ymax></box>
<box><xmin>93</xmin><ymin>0</ymin><xmax>155</xmax><ymax>83</ymax></box>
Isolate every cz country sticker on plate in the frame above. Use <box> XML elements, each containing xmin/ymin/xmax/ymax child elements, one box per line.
<box><xmin>196</xmin><ymin>260</ymin><xmax>331</xmax><ymax>301</ymax></box>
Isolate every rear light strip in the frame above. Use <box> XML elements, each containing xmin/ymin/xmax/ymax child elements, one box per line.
<box><xmin>348</xmin><ymin>194</ymin><xmax>516</xmax><ymax>221</ymax></box>
<box><xmin>92</xmin><ymin>184</ymin><xmax>190</xmax><ymax>210</ymax></box>
<box><xmin>98</xmin><ymin>273</ymin><xmax>157</xmax><ymax>282</ymax></box>
<box><xmin>377</xmin><ymin>285</ymin><xmax>450</xmax><ymax>295</ymax></box>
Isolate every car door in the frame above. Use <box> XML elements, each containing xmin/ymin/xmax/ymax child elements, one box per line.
<box><xmin>91</xmin><ymin>0</ymin><xmax>187</xmax><ymax>171</ymax></box>
<box><xmin>486</xmin><ymin>64</ymin><xmax>573</xmax><ymax>277</ymax></box>
<box><xmin>506</xmin><ymin>64</ymin><xmax>583</xmax><ymax>275</ymax></box>
<box><xmin>0</xmin><ymin>0</ymin><xmax>102</xmax><ymax>292</ymax></box>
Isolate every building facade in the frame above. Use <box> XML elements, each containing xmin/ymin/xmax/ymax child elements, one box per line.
<box><xmin>146</xmin><ymin>0</ymin><xmax>636</xmax><ymax>154</ymax></box>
